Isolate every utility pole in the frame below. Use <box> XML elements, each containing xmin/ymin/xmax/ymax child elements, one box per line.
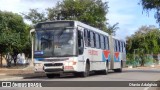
<box><xmin>0</xmin><ymin>54</ymin><xmax>2</xmax><ymax>67</ymax></box>
<box><xmin>30</xmin><ymin>29</ymin><xmax>35</xmax><ymax>67</ymax></box>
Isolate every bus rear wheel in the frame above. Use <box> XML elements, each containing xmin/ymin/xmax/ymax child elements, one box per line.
<box><xmin>96</xmin><ymin>62</ymin><xmax>108</xmax><ymax>75</ymax></box>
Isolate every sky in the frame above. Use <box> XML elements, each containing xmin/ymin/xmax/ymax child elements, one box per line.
<box><xmin>0</xmin><ymin>0</ymin><xmax>159</xmax><ymax>39</ymax></box>
<box><xmin>107</xmin><ymin>0</ymin><xmax>158</xmax><ymax>39</ymax></box>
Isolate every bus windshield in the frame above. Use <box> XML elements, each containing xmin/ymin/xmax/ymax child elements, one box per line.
<box><xmin>34</xmin><ymin>28</ymin><xmax>75</xmax><ymax>57</ymax></box>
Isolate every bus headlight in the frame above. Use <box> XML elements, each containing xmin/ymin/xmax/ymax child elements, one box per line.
<box><xmin>66</xmin><ymin>61</ymin><xmax>77</xmax><ymax>66</ymax></box>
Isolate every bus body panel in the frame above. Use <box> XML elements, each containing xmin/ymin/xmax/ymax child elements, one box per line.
<box><xmin>111</xmin><ymin>36</ymin><xmax>126</xmax><ymax>69</ymax></box>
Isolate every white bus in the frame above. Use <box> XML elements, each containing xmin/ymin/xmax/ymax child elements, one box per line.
<box><xmin>31</xmin><ymin>20</ymin><xmax>126</xmax><ymax>78</ymax></box>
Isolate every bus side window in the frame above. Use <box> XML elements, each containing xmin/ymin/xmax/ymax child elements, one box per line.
<box><xmin>120</xmin><ymin>42</ymin><xmax>122</xmax><ymax>52</ymax></box>
<box><xmin>123</xmin><ymin>42</ymin><xmax>126</xmax><ymax>52</ymax></box>
<box><xmin>105</xmin><ymin>36</ymin><xmax>109</xmax><ymax>50</ymax></box>
<box><xmin>88</xmin><ymin>30</ymin><xmax>91</xmax><ymax>47</ymax></box>
<box><xmin>78</xmin><ymin>30</ymin><xmax>84</xmax><ymax>55</ymax></box>
<box><xmin>117</xmin><ymin>40</ymin><xmax>120</xmax><ymax>52</ymax></box>
<box><xmin>118</xmin><ymin>41</ymin><xmax>121</xmax><ymax>52</ymax></box>
<box><xmin>121</xmin><ymin>42</ymin><xmax>124</xmax><ymax>52</ymax></box>
<box><xmin>100</xmin><ymin>35</ymin><xmax>104</xmax><ymax>49</ymax></box>
<box><xmin>114</xmin><ymin>39</ymin><xmax>117</xmax><ymax>52</ymax></box>
<box><xmin>104</xmin><ymin>36</ymin><xmax>106</xmax><ymax>50</ymax></box>
<box><xmin>107</xmin><ymin>37</ymin><xmax>109</xmax><ymax>50</ymax></box>
<box><xmin>84</xmin><ymin>29</ymin><xmax>88</xmax><ymax>47</ymax></box>
<box><xmin>99</xmin><ymin>34</ymin><xmax>101</xmax><ymax>48</ymax></box>
<box><xmin>93</xmin><ymin>32</ymin><xmax>96</xmax><ymax>47</ymax></box>
<box><xmin>95</xmin><ymin>33</ymin><xmax>100</xmax><ymax>48</ymax></box>
<box><xmin>121</xmin><ymin>42</ymin><xmax>123</xmax><ymax>52</ymax></box>
<box><xmin>90</xmin><ymin>31</ymin><xmax>94</xmax><ymax>48</ymax></box>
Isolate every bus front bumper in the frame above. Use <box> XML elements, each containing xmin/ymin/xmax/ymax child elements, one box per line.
<box><xmin>44</xmin><ymin>66</ymin><xmax>76</xmax><ymax>74</ymax></box>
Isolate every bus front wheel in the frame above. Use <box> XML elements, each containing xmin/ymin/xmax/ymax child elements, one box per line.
<box><xmin>75</xmin><ymin>62</ymin><xmax>90</xmax><ymax>77</ymax></box>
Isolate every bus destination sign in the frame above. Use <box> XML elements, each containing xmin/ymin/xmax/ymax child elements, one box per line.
<box><xmin>35</xmin><ymin>21</ymin><xmax>74</xmax><ymax>30</ymax></box>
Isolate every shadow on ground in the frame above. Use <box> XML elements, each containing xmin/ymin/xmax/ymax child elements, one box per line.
<box><xmin>15</xmin><ymin>69</ymin><xmax>160</xmax><ymax>79</ymax></box>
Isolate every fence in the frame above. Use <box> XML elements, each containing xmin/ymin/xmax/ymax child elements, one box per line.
<box><xmin>126</xmin><ymin>54</ymin><xmax>160</xmax><ymax>67</ymax></box>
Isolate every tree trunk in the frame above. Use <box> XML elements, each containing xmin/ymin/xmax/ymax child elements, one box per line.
<box><xmin>13</xmin><ymin>56</ymin><xmax>17</xmax><ymax>66</ymax></box>
<box><xmin>0</xmin><ymin>54</ymin><xmax>2</xmax><ymax>67</ymax></box>
<box><xmin>140</xmin><ymin>57</ymin><xmax>145</xmax><ymax>66</ymax></box>
<box><xmin>6</xmin><ymin>53</ymin><xmax>11</xmax><ymax>67</ymax></box>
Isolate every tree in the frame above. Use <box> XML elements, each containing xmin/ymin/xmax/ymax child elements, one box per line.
<box><xmin>126</xmin><ymin>25</ymin><xmax>160</xmax><ymax>66</ymax></box>
<box><xmin>23</xmin><ymin>0</ymin><xmax>109</xmax><ymax>32</ymax></box>
<box><xmin>127</xmin><ymin>25</ymin><xmax>160</xmax><ymax>54</ymax></box>
<box><xmin>22</xmin><ymin>9</ymin><xmax>47</xmax><ymax>25</ymax></box>
<box><xmin>48</xmin><ymin>0</ymin><xmax>108</xmax><ymax>30</ymax></box>
<box><xmin>105</xmin><ymin>23</ymin><xmax>119</xmax><ymax>35</ymax></box>
<box><xmin>140</xmin><ymin>0</ymin><xmax>160</xmax><ymax>25</ymax></box>
<box><xmin>0</xmin><ymin>11</ymin><xmax>30</xmax><ymax>67</ymax></box>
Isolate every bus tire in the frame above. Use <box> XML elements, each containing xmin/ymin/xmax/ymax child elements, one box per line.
<box><xmin>46</xmin><ymin>74</ymin><xmax>59</xmax><ymax>78</ymax></box>
<box><xmin>114</xmin><ymin>61</ymin><xmax>122</xmax><ymax>72</ymax></box>
<box><xmin>79</xmin><ymin>62</ymin><xmax>90</xmax><ymax>77</ymax></box>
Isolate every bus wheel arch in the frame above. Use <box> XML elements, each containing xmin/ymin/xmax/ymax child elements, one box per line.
<box><xmin>106</xmin><ymin>60</ymin><xmax>109</xmax><ymax>68</ymax></box>
<box><xmin>86</xmin><ymin>59</ymin><xmax>90</xmax><ymax>68</ymax></box>
<box><xmin>95</xmin><ymin>59</ymin><xmax>108</xmax><ymax>75</ymax></box>
<box><xmin>85</xmin><ymin>59</ymin><xmax>90</xmax><ymax>74</ymax></box>
<box><xmin>74</xmin><ymin>59</ymin><xmax>90</xmax><ymax>77</ymax></box>
<box><xmin>81</xmin><ymin>59</ymin><xmax>90</xmax><ymax>77</ymax></box>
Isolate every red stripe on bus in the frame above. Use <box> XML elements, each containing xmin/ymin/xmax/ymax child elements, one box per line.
<box><xmin>103</xmin><ymin>50</ymin><xmax>110</xmax><ymax>58</ymax></box>
<box><xmin>115</xmin><ymin>52</ymin><xmax>119</xmax><ymax>59</ymax></box>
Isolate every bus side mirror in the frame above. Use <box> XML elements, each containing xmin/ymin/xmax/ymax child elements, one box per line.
<box><xmin>30</xmin><ymin>29</ymin><xmax>35</xmax><ymax>40</ymax></box>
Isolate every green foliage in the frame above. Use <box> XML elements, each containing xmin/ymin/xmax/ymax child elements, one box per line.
<box><xmin>0</xmin><ymin>11</ymin><xmax>31</xmax><ymax>64</ymax></box>
<box><xmin>126</xmin><ymin>54</ymin><xmax>139</xmax><ymax>67</ymax></box>
<box><xmin>127</xmin><ymin>25</ymin><xmax>160</xmax><ymax>54</ymax></box>
<box><xmin>126</xmin><ymin>25</ymin><xmax>160</xmax><ymax>66</ymax></box>
<box><xmin>126</xmin><ymin>53</ymin><xmax>155</xmax><ymax>67</ymax></box>
<box><xmin>47</xmin><ymin>0</ymin><xmax>108</xmax><ymax>30</ymax></box>
<box><xmin>105</xmin><ymin>23</ymin><xmax>119</xmax><ymax>35</ymax></box>
<box><xmin>126</xmin><ymin>54</ymin><xmax>135</xmax><ymax>66</ymax></box>
<box><xmin>141</xmin><ymin>0</ymin><xmax>160</xmax><ymax>25</ymax></box>
<box><xmin>22</xmin><ymin>9</ymin><xmax>47</xmax><ymax>24</ymax></box>
<box><xmin>23</xmin><ymin>0</ymin><xmax>118</xmax><ymax>35</ymax></box>
<box><xmin>137</xmin><ymin>49</ymin><xmax>146</xmax><ymax>66</ymax></box>
<box><xmin>144</xmin><ymin>55</ymin><xmax>155</xmax><ymax>66</ymax></box>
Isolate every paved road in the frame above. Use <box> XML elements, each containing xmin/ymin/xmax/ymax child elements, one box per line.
<box><xmin>25</xmin><ymin>69</ymin><xmax>160</xmax><ymax>81</ymax></box>
<box><xmin>1</xmin><ymin>68</ymin><xmax>160</xmax><ymax>90</ymax></box>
